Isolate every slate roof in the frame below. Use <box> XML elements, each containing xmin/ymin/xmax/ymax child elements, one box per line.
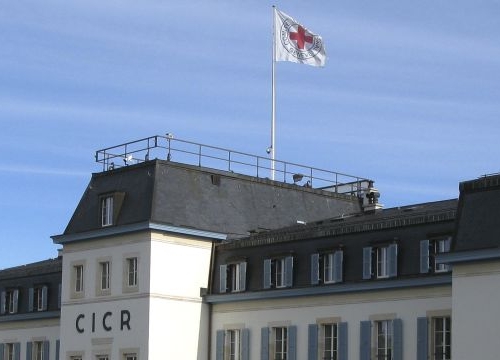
<box><xmin>453</xmin><ymin>174</ymin><xmax>500</xmax><ymax>252</ymax></box>
<box><xmin>62</xmin><ymin>159</ymin><xmax>363</xmax><ymax>239</ymax></box>
<box><xmin>0</xmin><ymin>257</ymin><xmax>62</xmax><ymax>280</ymax></box>
<box><xmin>211</xmin><ymin>199</ymin><xmax>457</xmax><ymax>294</ymax></box>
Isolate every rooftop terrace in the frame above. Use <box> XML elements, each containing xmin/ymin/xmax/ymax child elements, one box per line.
<box><xmin>95</xmin><ymin>134</ymin><xmax>373</xmax><ymax>197</ymax></box>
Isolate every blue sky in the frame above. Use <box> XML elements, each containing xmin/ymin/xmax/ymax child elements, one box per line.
<box><xmin>1</xmin><ymin>1</ymin><xmax>499</xmax><ymax>269</ymax></box>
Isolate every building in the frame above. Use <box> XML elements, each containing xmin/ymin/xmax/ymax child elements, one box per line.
<box><xmin>1</xmin><ymin>134</ymin><xmax>499</xmax><ymax>360</ymax></box>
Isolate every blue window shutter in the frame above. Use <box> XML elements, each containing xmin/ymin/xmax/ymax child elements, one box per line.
<box><xmin>263</xmin><ymin>259</ymin><xmax>272</xmax><ymax>289</ymax></box>
<box><xmin>26</xmin><ymin>342</ymin><xmax>32</xmax><ymax>360</ymax></box>
<box><xmin>0</xmin><ymin>344</ymin><xmax>4</xmax><ymax>360</ymax></box>
<box><xmin>308</xmin><ymin>324</ymin><xmax>318</xmax><ymax>360</ymax></box>
<box><xmin>285</xmin><ymin>256</ymin><xmax>294</xmax><ymax>287</ymax></box>
<box><xmin>239</xmin><ymin>262</ymin><xmax>247</xmax><ymax>291</ymax></box>
<box><xmin>43</xmin><ymin>341</ymin><xmax>49</xmax><ymax>360</ymax></box>
<box><xmin>241</xmin><ymin>328</ymin><xmax>250</xmax><ymax>360</ymax></box>
<box><xmin>13</xmin><ymin>290</ymin><xmax>19</xmax><ymax>313</ymax></box>
<box><xmin>288</xmin><ymin>325</ymin><xmax>297</xmax><ymax>360</ymax></box>
<box><xmin>310</xmin><ymin>253</ymin><xmax>319</xmax><ymax>285</ymax></box>
<box><xmin>333</xmin><ymin>250</ymin><xmax>344</xmax><ymax>283</ymax></box>
<box><xmin>42</xmin><ymin>286</ymin><xmax>48</xmax><ymax>311</ymax></box>
<box><xmin>420</xmin><ymin>240</ymin><xmax>430</xmax><ymax>274</ymax></box>
<box><xmin>362</xmin><ymin>247</ymin><xmax>372</xmax><ymax>279</ymax></box>
<box><xmin>392</xmin><ymin>318</ymin><xmax>403</xmax><ymax>360</ymax></box>
<box><xmin>417</xmin><ymin>317</ymin><xmax>428</xmax><ymax>360</ymax></box>
<box><xmin>338</xmin><ymin>322</ymin><xmax>348</xmax><ymax>360</ymax></box>
<box><xmin>388</xmin><ymin>244</ymin><xmax>398</xmax><ymax>277</ymax></box>
<box><xmin>13</xmin><ymin>343</ymin><xmax>20</xmax><ymax>360</ymax></box>
<box><xmin>261</xmin><ymin>327</ymin><xmax>269</xmax><ymax>360</ymax></box>
<box><xmin>360</xmin><ymin>321</ymin><xmax>371</xmax><ymax>360</ymax></box>
<box><xmin>0</xmin><ymin>291</ymin><xmax>5</xmax><ymax>315</ymax></box>
<box><xmin>56</xmin><ymin>340</ymin><xmax>60</xmax><ymax>360</ymax></box>
<box><xmin>216</xmin><ymin>330</ymin><xmax>225</xmax><ymax>360</ymax></box>
<box><xmin>219</xmin><ymin>265</ymin><xmax>227</xmax><ymax>293</ymax></box>
<box><xmin>58</xmin><ymin>283</ymin><xmax>62</xmax><ymax>309</ymax></box>
<box><xmin>28</xmin><ymin>287</ymin><xmax>34</xmax><ymax>312</ymax></box>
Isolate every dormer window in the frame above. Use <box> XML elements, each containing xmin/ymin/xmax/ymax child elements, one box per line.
<box><xmin>101</xmin><ymin>195</ymin><xmax>114</xmax><ymax>227</ymax></box>
<box><xmin>99</xmin><ymin>192</ymin><xmax>125</xmax><ymax>227</ymax></box>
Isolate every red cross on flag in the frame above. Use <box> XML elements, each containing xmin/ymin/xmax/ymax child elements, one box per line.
<box><xmin>274</xmin><ymin>8</ymin><xmax>326</xmax><ymax>67</ymax></box>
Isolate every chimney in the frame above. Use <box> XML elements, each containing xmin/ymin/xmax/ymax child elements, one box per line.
<box><xmin>362</xmin><ymin>180</ymin><xmax>383</xmax><ymax>213</ymax></box>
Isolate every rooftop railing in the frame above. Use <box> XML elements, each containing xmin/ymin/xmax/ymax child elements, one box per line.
<box><xmin>95</xmin><ymin>134</ymin><xmax>372</xmax><ymax>196</ymax></box>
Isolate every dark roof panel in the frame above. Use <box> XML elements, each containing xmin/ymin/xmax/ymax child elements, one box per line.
<box><xmin>62</xmin><ymin>160</ymin><xmax>363</xmax><ymax>238</ymax></box>
<box><xmin>454</xmin><ymin>174</ymin><xmax>500</xmax><ymax>252</ymax></box>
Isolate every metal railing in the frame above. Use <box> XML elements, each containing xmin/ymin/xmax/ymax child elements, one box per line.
<box><xmin>95</xmin><ymin>134</ymin><xmax>372</xmax><ymax>196</ymax></box>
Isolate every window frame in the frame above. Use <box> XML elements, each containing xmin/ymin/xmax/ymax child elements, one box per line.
<box><xmin>273</xmin><ymin>326</ymin><xmax>288</xmax><ymax>360</ymax></box>
<box><xmin>100</xmin><ymin>195</ymin><xmax>114</xmax><ymax>227</ymax></box>
<box><xmin>6</xmin><ymin>343</ymin><xmax>16</xmax><ymax>360</ymax></box>
<box><xmin>75</xmin><ymin>265</ymin><xmax>84</xmax><ymax>293</ymax></box>
<box><xmin>322</xmin><ymin>323</ymin><xmax>339</xmax><ymax>360</ymax></box>
<box><xmin>264</xmin><ymin>256</ymin><xmax>293</xmax><ymax>289</ymax></box>
<box><xmin>376</xmin><ymin>320</ymin><xmax>393</xmax><ymax>360</ymax></box>
<box><xmin>33</xmin><ymin>341</ymin><xmax>44</xmax><ymax>360</ymax></box>
<box><xmin>432</xmin><ymin>316</ymin><xmax>451</xmax><ymax>360</ymax></box>
<box><xmin>363</xmin><ymin>244</ymin><xmax>397</xmax><ymax>280</ymax></box>
<box><xmin>433</xmin><ymin>238</ymin><xmax>451</xmax><ymax>273</ymax></box>
<box><xmin>127</xmin><ymin>257</ymin><xmax>138</xmax><ymax>287</ymax></box>
<box><xmin>100</xmin><ymin>261</ymin><xmax>111</xmax><ymax>291</ymax></box>
<box><xmin>6</xmin><ymin>289</ymin><xmax>19</xmax><ymax>314</ymax></box>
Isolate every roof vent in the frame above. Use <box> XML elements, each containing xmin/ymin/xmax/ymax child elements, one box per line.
<box><xmin>362</xmin><ymin>181</ymin><xmax>383</xmax><ymax>213</ymax></box>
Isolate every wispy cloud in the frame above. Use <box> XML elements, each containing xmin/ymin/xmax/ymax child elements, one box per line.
<box><xmin>0</xmin><ymin>165</ymin><xmax>88</xmax><ymax>177</ymax></box>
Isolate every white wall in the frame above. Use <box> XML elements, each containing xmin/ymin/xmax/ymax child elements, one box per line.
<box><xmin>452</xmin><ymin>260</ymin><xmax>500</xmax><ymax>360</ymax></box>
<box><xmin>148</xmin><ymin>233</ymin><xmax>213</xmax><ymax>360</ymax></box>
<box><xmin>0</xmin><ymin>319</ymin><xmax>60</xmax><ymax>360</ymax></box>
<box><xmin>211</xmin><ymin>286</ymin><xmax>452</xmax><ymax>360</ymax></box>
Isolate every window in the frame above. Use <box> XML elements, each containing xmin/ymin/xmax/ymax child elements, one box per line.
<box><xmin>1</xmin><ymin>289</ymin><xmax>19</xmax><ymax>314</ymax></box>
<box><xmin>101</xmin><ymin>195</ymin><xmax>114</xmax><ymax>226</ymax></box>
<box><xmin>29</xmin><ymin>285</ymin><xmax>48</xmax><ymax>312</ymax></box>
<box><xmin>376</xmin><ymin>320</ymin><xmax>393</xmax><ymax>360</ymax></box>
<box><xmin>33</xmin><ymin>341</ymin><xmax>44</xmax><ymax>360</ymax></box>
<box><xmin>220</xmin><ymin>262</ymin><xmax>247</xmax><ymax>293</ymax></box>
<box><xmin>262</xmin><ymin>325</ymin><xmax>296</xmax><ymax>360</ymax></box>
<box><xmin>263</xmin><ymin>256</ymin><xmax>293</xmax><ymax>289</ymax></box>
<box><xmin>309</xmin><ymin>321</ymin><xmax>347</xmax><ymax>360</ymax></box>
<box><xmin>124</xmin><ymin>355</ymin><xmax>137</xmax><ymax>360</ymax></box>
<box><xmin>228</xmin><ymin>329</ymin><xmax>240</xmax><ymax>360</ymax></box>
<box><xmin>360</xmin><ymin>319</ymin><xmax>402</xmax><ymax>360</ymax></box>
<box><xmin>100</xmin><ymin>261</ymin><xmax>110</xmax><ymax>290</ymax></box>
<box><xmin>311</xmin><ymin>250</ymin><xmax>343</xmax><ymax>285</ymax></box>
<box><xmin>5</xmin><ymin>343</ymin><xmax>17</xmax><ymax>360</ymax></box>
<box><xmin>97</xmin><ymin>356</ymin><xmax>109</xmax><ymax>360</ymax></box>
<box><xmin>74</xmin><ymin>265</ymin><xmax>84</xmax><ymax>292</ymax></box>
<box><xmin>420</xmin><ymin>237</ymin><xmax>451</xmax><ymax>274</ymax></box>
<box><xmin>274</xmin><ymin>327</ymin><xmax>288</xmax><ymax>360</ymax></box>
<box><xmin>434</xmin><ymin>238</ymin><xmax>451</xmax><ymax>272</ymax></box>
<box><xmin>433</xmin><ymin>317</ymin><xmax>451</xmax><ymax>360</ymax></box>
<box><xmin>70</xmin><ymin>357</ymin><xmax>82</xmax><ymax>360</ymax></box>
<box><xmin>362</xmin><ymin>245</ymin><xmax>397</xmax><ymax>280</ymax></box>
<box><xmin>127</xmin><ymin>257</ymin><xmax>138</xmax><ymax>287</ymax></box>
<box><xmin>322</xmin><ymin>323</ymin><xmax>338</xmax><ymax>360</ymax></box>
<box><xmin>216</xmin><ymin>329</ymin><xmax>249</xmax><ymax>360</ymax></box>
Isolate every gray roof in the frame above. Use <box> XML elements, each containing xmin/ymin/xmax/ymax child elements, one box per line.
<box><xmin>0</xmin><ymin>257</ymin><xmax>62</xmax><ymax>280</ymax></box>
<box><xmin>62</xmin><ymin>160</ymin><xmax>363</xmax><ymax>239</ymax></box>
<box><xmin>454</xmin><ymin>174</ymin><xmax>500</xmax><ymax>252</ymax></box>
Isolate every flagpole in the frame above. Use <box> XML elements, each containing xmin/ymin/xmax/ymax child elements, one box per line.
<box><xmin>271</xmin><ymin>6</ymin><xmax>276</xmax><ymax>180</ymax></box>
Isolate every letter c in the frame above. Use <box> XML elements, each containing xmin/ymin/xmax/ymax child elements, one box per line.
<box><xmin>76</xmin><ymin>314</ymin><xmax>85</xmax><ymax>333</ymax></box>
<box><xmin>103</xmin><ymin>311</ymin><xmax>112</xmax><ymax>331</ymax></box>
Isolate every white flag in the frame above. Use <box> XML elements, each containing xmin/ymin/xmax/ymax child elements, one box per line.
<box><xmin>274</xmin><ymin>8</ymin><xmax>326</xmax><ymax>67</ymax></box>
